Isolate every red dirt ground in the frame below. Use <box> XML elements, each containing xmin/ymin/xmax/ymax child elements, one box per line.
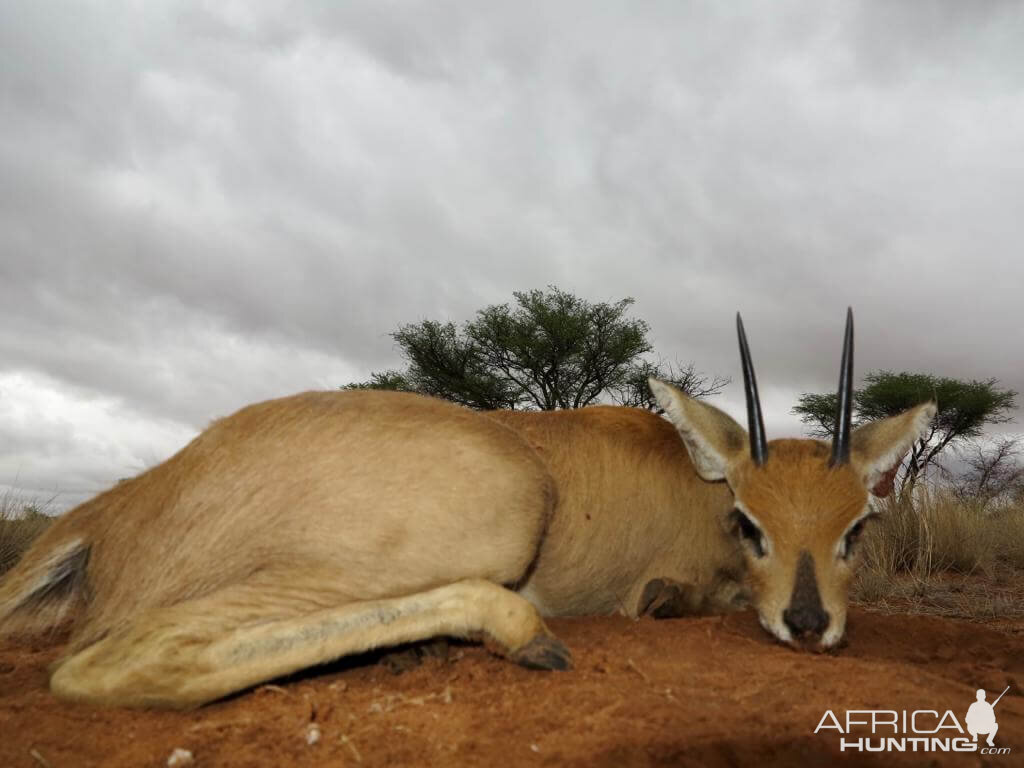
<box><xmin>2</xmin><ymin>608</ymin><xmax>1022</xmax><ymax>767</ymax></box>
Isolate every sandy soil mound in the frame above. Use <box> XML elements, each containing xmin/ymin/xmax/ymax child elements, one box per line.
<box><xmin>2</xmin><ymin>608</ymin><xmax>1022</xmax><ymax>767</ymax></box>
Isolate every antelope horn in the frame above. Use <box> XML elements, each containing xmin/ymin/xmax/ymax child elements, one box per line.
<box><xmin>829</xmin><ymin>308</ymin><xmax>854</xmax><ymax>467</ymax></box>
<box><xmin>737</xmin><ymin>313</ymin><xmax>768</xmax><ymax>466</ymax></box>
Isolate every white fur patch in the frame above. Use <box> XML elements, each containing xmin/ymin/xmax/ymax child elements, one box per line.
<box><xmin>862</xmin><ymin>402</ymin><xmax>937</xmax><ymax>489</ymax></box>
<box><xmin>648</xmin><ymin>377</ymin><xmax>730</xmax><ymax>481</ymax></box>
<box><xmin>821</xmin><ymin>614</ymin><xmax>846</xmax><ymax>648</ymax></box>
<box><xmin>759</xmin><ymin>612</ymin><xmax>793</xmax><ymax>645</ymax></box>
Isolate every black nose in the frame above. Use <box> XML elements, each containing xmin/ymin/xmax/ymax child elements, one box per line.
<box><xmin>783</xmin><ymin>604</ymin><xmax>830</xmax><ymax>638</ymax></box>
<box><xmin>784</xmin><ymin>550</ymin><xmax>830</xmax><ymax>640</ymax></box>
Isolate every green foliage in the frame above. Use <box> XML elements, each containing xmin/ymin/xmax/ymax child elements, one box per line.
<box><xmin>345</xmin><ymin>286</ymin><xmax>728</xmax><ymax>410</ymax></box>
<box><xmin>790</xmin><ymin>392</ymin><xmax>839</xmax><ymax>437</ymax></box>
<box><xmin>793</xmin><ymin>371</ymin><xmax>1017</xmax><ymax>491</ymax></box>
<box><xmin>340</xmin><ymin>370</ymin><xmax>414</xmax><ymax>392</ymax></box>
<box><xmin>464</xmin><ymin>288</ymin><xmax>650</xmax><ymax>409</ymax></box>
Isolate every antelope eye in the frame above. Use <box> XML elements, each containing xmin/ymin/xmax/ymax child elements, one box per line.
<box><xmin>841</xmin><ymin>517</ymin><xmax>871</xmax><ymax>559</ymax></box>
<box><xmin>731</xmin><ymin>509</ymin><xmax>766</xmax><ymax>558</ymax></box>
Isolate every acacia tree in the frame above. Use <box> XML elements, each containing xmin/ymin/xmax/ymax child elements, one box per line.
<box><xmin>949</xmin><ymin>437</ymin><xmax>1024</xmax><ymax>511</ymax></box>
<box><xmin>792</xmin><ymin>371</ymin><xmax>1017</xmax><ymax>493</ymax></box>
<box><xmin>341</xmin><ymin>371</ymin><xmax>412</xmax><ymax>392</ymax></box>
<box><xmin>610</xmin><ymin>359</ymin><xmax>731</xmax><ymax>410</ymax></box>
<box><xmin>345</xmin><ymin>286</ymin><xmax>728</xmax><ymax>410</ymax></box>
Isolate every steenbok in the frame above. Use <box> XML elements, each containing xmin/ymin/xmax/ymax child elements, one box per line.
<box><xmin>0</xmin><ymin>309</ymin><xmax>933</xmax><ymax>707</ymax></box>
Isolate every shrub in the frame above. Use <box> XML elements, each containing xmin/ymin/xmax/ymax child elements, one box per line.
<box><xmin>851</xmin><ymin>488</ymin><xmax>1024</xmax><ymax>618</ymax></box>
<box><xmin>0</xmin><ymin>490</ymin><xmax>54</xmax><ymax>576</ymax></box>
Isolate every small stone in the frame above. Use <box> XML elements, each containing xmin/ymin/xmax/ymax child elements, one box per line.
<box><xmin>167</xmin><ymin>748</ymin><xmax>194</xmax><ymax>767</ymax></box>
<box><xmin>306</xmin><ymin>724</ymin><xmax>322</xmax><ymax>745</ymax></box>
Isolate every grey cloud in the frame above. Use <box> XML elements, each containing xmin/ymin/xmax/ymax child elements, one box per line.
<box><xmin>1</xmin><ymin>0</ymin><xmax>1022</xmax><ymax>506</ymax></box>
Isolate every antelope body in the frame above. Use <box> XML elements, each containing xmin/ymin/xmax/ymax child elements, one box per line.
<box><xmin>0</xmin><ymin>310</ymin><xmax>935</xmax><ymax>708</ymax></box>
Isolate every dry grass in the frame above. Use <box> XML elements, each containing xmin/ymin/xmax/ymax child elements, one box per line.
<box><xmin>0</xmin><ymin>490</ymin><xmax>54</xmax><ymax>577</ymax></box>
<box><xmin>852</xmin><ymin>489</ymin><xmax>1024</xmax><ymax>620</ymax></box>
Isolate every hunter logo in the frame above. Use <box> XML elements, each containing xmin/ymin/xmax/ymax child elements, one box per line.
<box><xmin>814</xmin><ymin>686</ymin><xmax>1012</xmax><ymax>755</ymax></box>
<box><xmin>967</xmin><ymin>687</ymin><xmax>1009</xmax><ymax>748</ymax></box>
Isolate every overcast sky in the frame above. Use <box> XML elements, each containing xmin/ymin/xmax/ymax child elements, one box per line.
<box><xmin>2</xmin><ymin>1</ymin><xmax>1022</xmax><ymax>511</ymax></box>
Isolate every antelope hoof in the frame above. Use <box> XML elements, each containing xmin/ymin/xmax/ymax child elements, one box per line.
<box><xmin>513</xmin><ymin>634</ymin><xmax>573</xmax><ymax>671</ymax></box>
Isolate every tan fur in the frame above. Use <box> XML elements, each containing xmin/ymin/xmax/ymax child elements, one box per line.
<box><xmin>0</xmin><ymin>389</ymin><xmax>746</xmax><ymax>709</ymax></box>
<box><xmin>0</xmin><ymin>380</ymin><xmax>934</xmax><ymax>708</ymax></box>
<box><xmin>728</xmin><ymin>440</ymin><xmax>868</xmax><ymax>647</ymax></box>
<box><xmin>1</xmin><ymin>391</ymin><xmax>566</xmax><ymax>707</ymax></box>
<box><xmin>487</xmin><ymin>407</ymin><xmax>743</xmax><ymax>617</ymax></box>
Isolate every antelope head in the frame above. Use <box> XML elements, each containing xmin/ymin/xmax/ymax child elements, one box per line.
<box><xmin>649</xmin><ymin>309</ymin><xmax>935</xmax><ymax>650</ymax></box>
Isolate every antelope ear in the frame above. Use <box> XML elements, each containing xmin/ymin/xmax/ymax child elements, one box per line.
<box><xmin>869</xmin><ymin>459</ymin><xmax>903</xmax><ymax>498</ymax></box>
<box><xmin>849</xmin><ymin>402</ymin><xmax>936</xmax><ymax>495</ymax></box>
<box><xmin>649</xmin><ymin>378</ymin><xmax>748</xmax><ymax>481</ymax></box>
